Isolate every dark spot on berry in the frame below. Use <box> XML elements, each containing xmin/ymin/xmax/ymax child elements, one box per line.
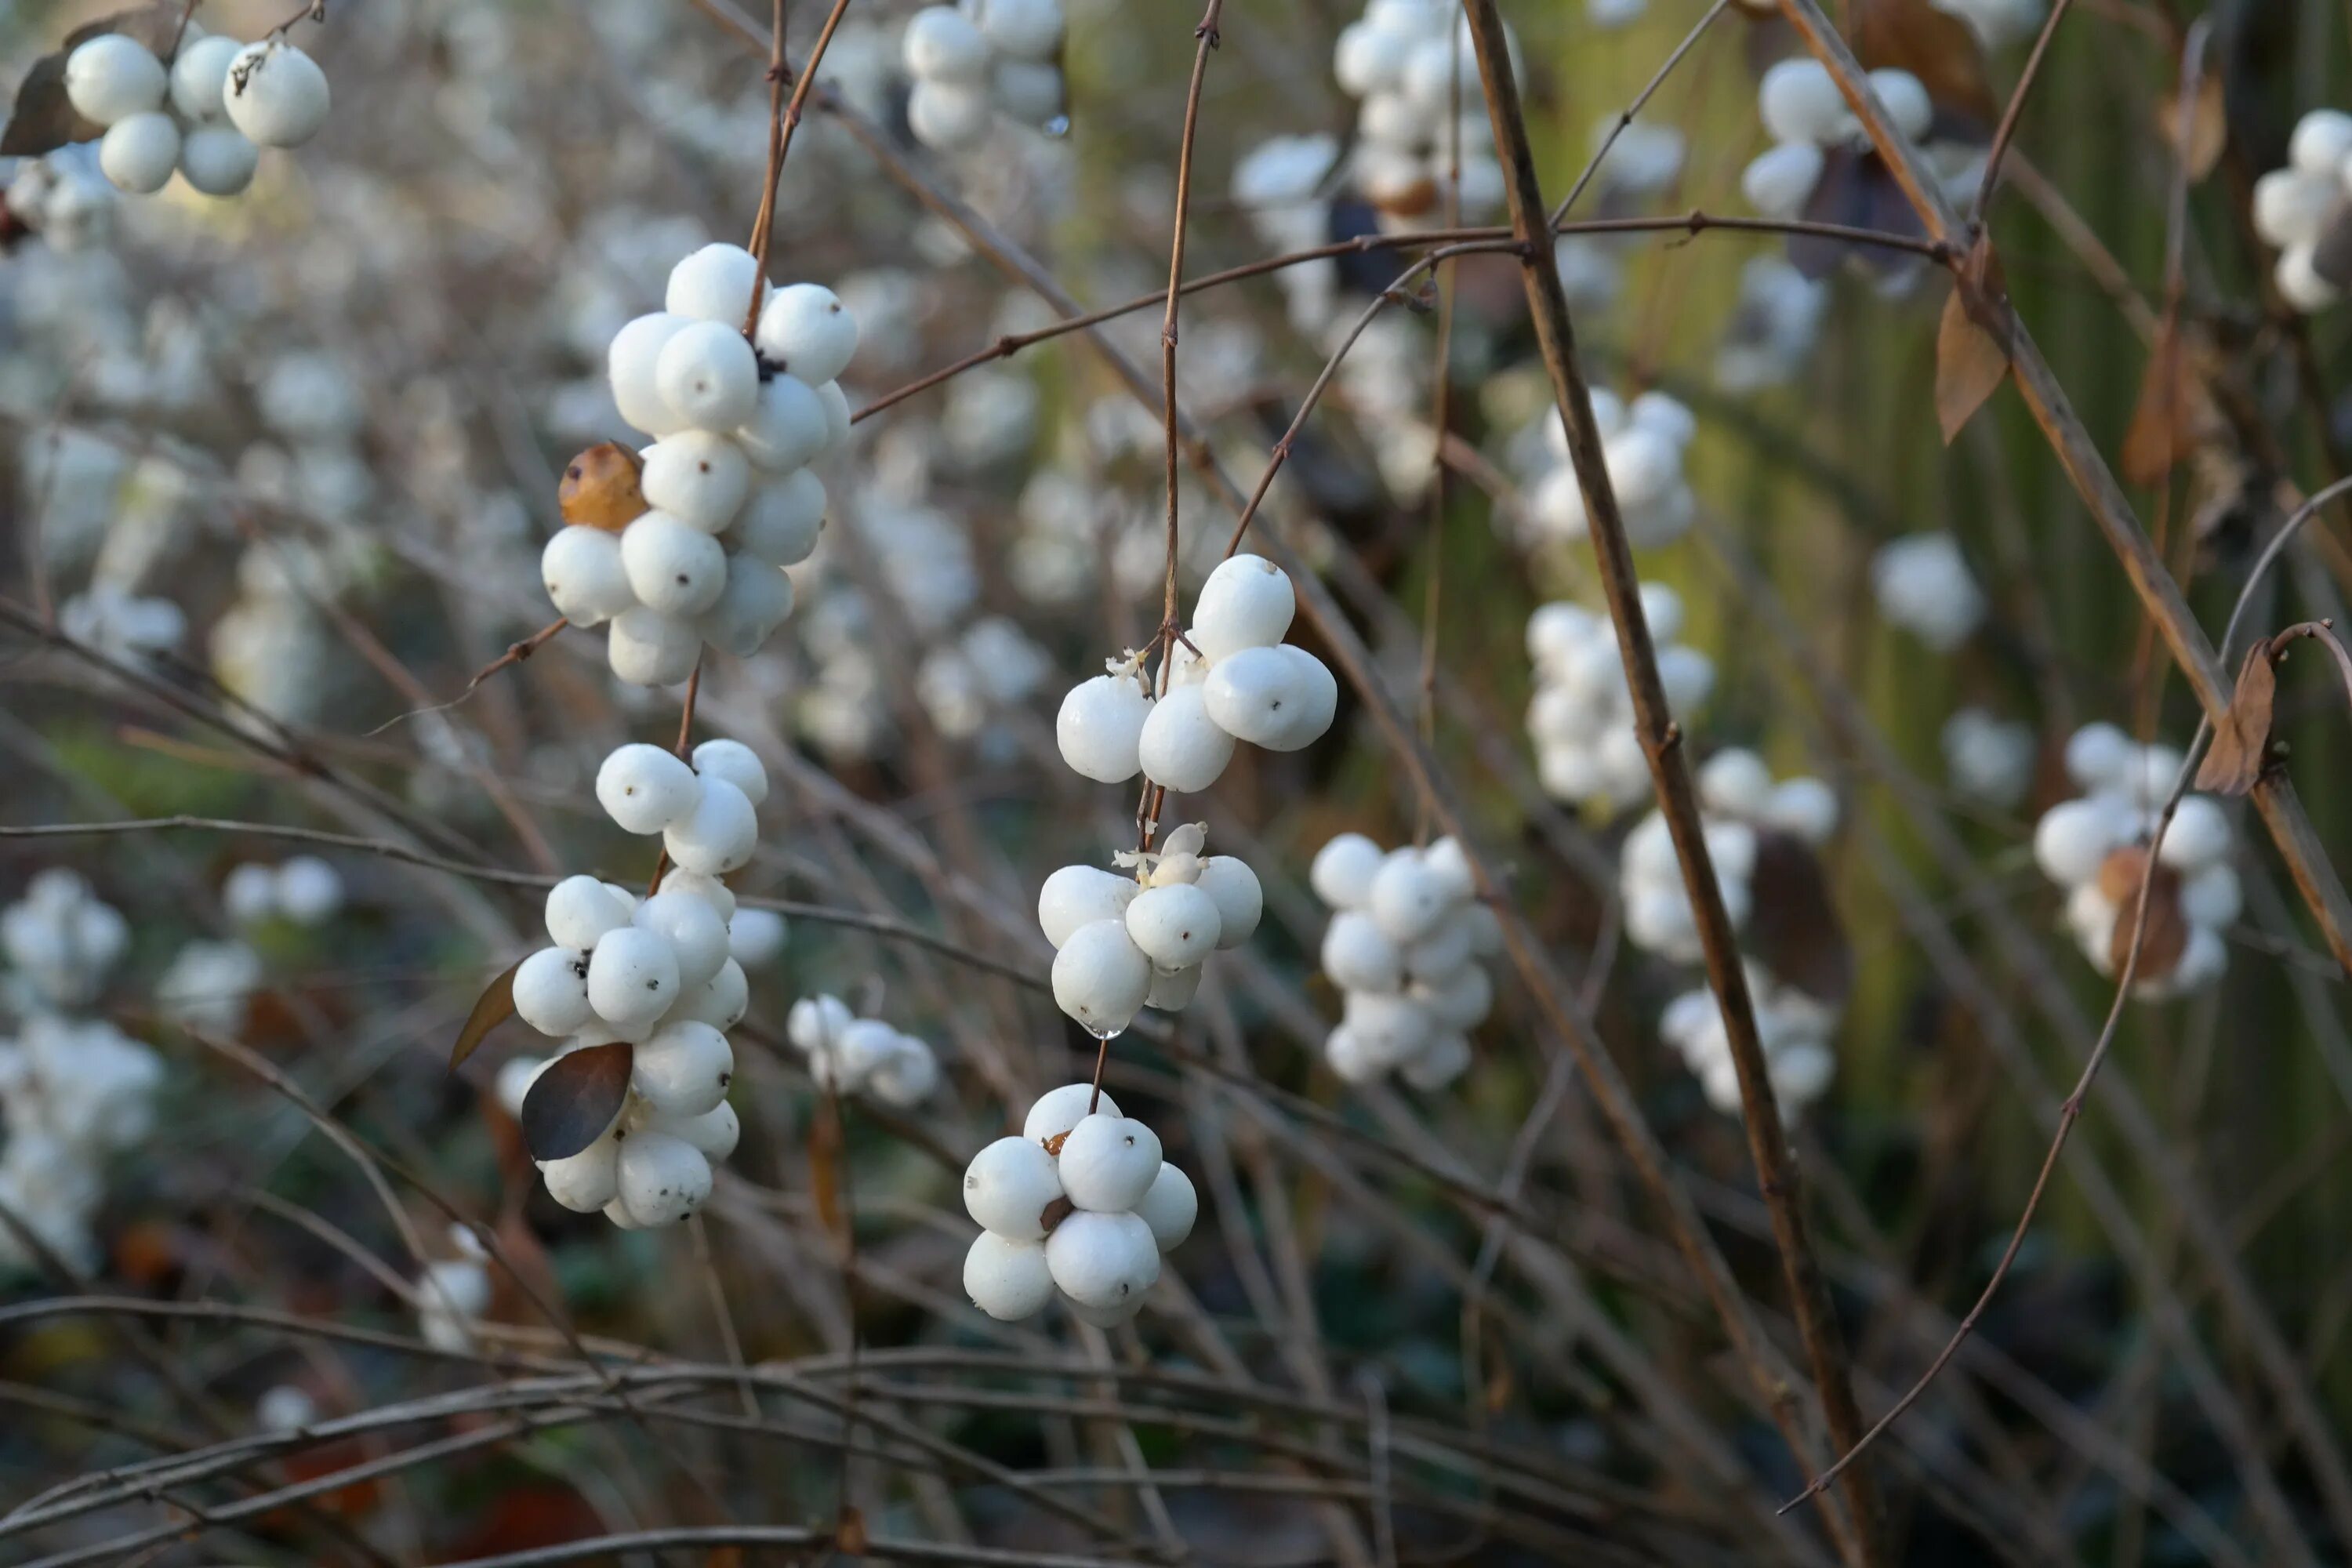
<box><xmin>567</xmin><ymin>466</ymin><xmax>581</xmax><ymax>480</ymax></box>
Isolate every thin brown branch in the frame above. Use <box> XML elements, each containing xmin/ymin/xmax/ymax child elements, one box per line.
<box><xmin>363</xmin><ymin>618</ymin><xmax>567</xmax><ymax>738</ymax></box>
<box><xmin>1460</xmin><ymin>2</ymin><xmax>1882</xmax><ymax>1562</ymax></box>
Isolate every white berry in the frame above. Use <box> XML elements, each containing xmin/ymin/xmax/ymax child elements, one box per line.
<box><xmin>585</xmin><ymin>926</ymin><xmax>679</xmax><ymax>1032</ymax></box>
<box><xmin>66</xmin><ymin>36</ymin><xmax>167</xmax><ymax>128</ymax></box>
<box><xmin>666</xmin><ymin>243</ymin><xmax>765</xmax><ymax>325</ymax></box>
<box><xmin>1190</xmin><ymin>554</ymin><xmax>1295</xmax><ymax>662</ymax></box>
<box><xmin>964</xmin><ymin>1230</ymin><xmax>1054</xmax><ymax>1319</ymax></box>
<box><xmin>1058</xmin><ymin>1113</ymin><xmax>1163</xmax><ymax>1211</ymax></box>
<box><xmin>754</xmin><ymin>284</ymin><xmax>859</xmax><ymax>385</ymax></box>
<box><xmin>662</xmin><ymin>776</ymin><xmax>759</xmax><ymax>876</ymax></box>
<box><xmin>1137</xmin><ymin>683</ymin><xmax>1236</xmax><ymax>793</ymax></box>
<box><xmin>223</xmin><ymin>41</ymin><xmax>330</xmax><ymax>149</ymax></box>
<box><xmin>1052</xmin><ymin>919</ymin><xmax>1153</xmax><ymax>1036</ymax></box>
<box><xmin>597</xmin><ymin>743</ymin><xmax>702</xmax><ymax>835</ymax></box>
<box><xmin>1023</xmin><ymin>1083</ymin><xmax>1120</xmax><ymax>1143</ymax></box>
<box><xmin>99</xmin><ymin>114</ymin><xmax>179</xmax><ymax>194</ymax></box>
<box><xmin>655</xmin><ymin>323</ymin><xmax>760</xmax><ymax>434</ymax></box>
<box><xmin>1045</xmin><ymin>1209</ymin><xmax>1160</xmax><ymax>1309</ymax></box>
<box><xmin>733</xmin><ymin>375</ymin><xmax>829</xmax><ymax>473</ymax></box>
<box><xmin>964</xmin><ymin>1134</ymin><xmax>1064</xmax><ymax>1238</ymax></box>
<box><xmin>640</xmin><ymin>433</ymin><xmax>750</xmax><ymax>532</ymax></box>
<box><xmin>615</xmin><ymin>1131</ymin><xmax>712</xmax><ymax>1225</ymax></box>
<box><xmin>1056</xmin><ymin>671</ymin><xmax>1152</xmax><ymax>783</ymax></box>
<box><xmin>1133</xmin><ymin>1162</ymin><xmax>1196</xmax><ymax>1252</ymax></box>
<box><xmin>633</xmin><ymin>889</ymin><xmax>731</xmax><ymax>988</ymax></box>
<box><xmin>631</xmin><ymin>1020</ymin><xmax>733</xmax><ymax>1117</ymax></box>
<box><xmin>1123</xmin><ymin>883</ymin><xmax>1222</xmax><ymax>970</ymax></box>
<box><xmin>731</xmin><ymin>471</ymin><xmax>825</xmax><ymax>566</ymax></box>
<box><xmin>1039</xmin><ymin>865</ymin><xmax>1140</xmax><ymax>949</ymax></box>
<box><xmin>512</xmin><ymin>946</ymin><xmax>593</xmax><ymax>1036</ymax></box>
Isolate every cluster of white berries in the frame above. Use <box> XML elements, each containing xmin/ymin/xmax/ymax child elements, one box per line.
<box><xmin>155</xmin><ymin>938</ymin><xmax>263</xmax><ymax>1036</ymax></box>
<box><xmin>506</xmin><ymin>739</ymin><xmax>777</xmax><ymax>1229</ymax></box>
<box><xmin>1659</xmin><ymin>965</ymin><xmax>1838</xmax><ymax>1118</ymax></box>
<box><xmin>2254</xmin><ymin>111</ymin><xmax>2352</xmax><ymax>313</ymax></box>
<box><xmin>1040</xmin><ymin>824</ymin><xmax>1262</xmax><ymax>1038</ymax></box>
<box><xmin>1330</xmin><ymin>0</ymin><xmax>1509</xmax><ymax>227</ymax></box>
<box><xmin>222</xmin><ymin>855</ymin><xmax>345</xmax><ymax>929</ymax></box>
<box><xmin>416</xmin><ymin>1224</ymin><xmax>491</xmax><ymax>1352</ymax></box>
<box><xmin>961</xmin><ymin>1083</ymin><xmax>1196</xmax><ymax>1326</ymax></box>
<box><xmin>1740</xmin><ymin>60</ymin><xmax>1976</xmax><ymax>225</ymax></box>
<box><xmin>0</xmin><ymin>1013</ymin><xmax>164</xmax><ymax>1274</ymax></box>
<box><xmin>3</xmin><ymin>151</ymin><xmax>115</xmax><ymax>251</ymax></box>
<box><xmin>549</xmin><ymin>243</ymin><xmax>856</xmax><ymax>685</ymax></box>
<box><xmin>1941</xmin><ymin>707</ymin><xmax>2035</xmax><ymax>809</ymax></box>
<box><xmin>1526</xmin><ymin>586</ymin><xmax>1714</xmax><ymax>813</ymax></box>
<box><xmin>1871</xmin><ymin>532</ymin><xmax>1985</xmax><ymax>652</ymax></box>
<box><xmin>900</xmin><ymin>0</ymin><xmax>1067</xmax><ymax>151</ymax></box>
<box><xmin>2</xmin><ymin>870</ymin><xmax>129</xmax><ymax>1013</ymax></box>
<box><xmin>1715</xmin><ymin>256</ymin><xmax>1828</xmax><ymax>393</ymax></box>
<box><xmin>2032</xmin><ymin>724</ymin><xmax>2236</xmax><ymax>997</ymax></box>
<box><xmin>1518</xmin><ymin>390</ymin><xmax>1697</xmax><ymax>550</ymax></box>
<box><xmin>64</xmin><ymin>30</ymin><xmax>328</xmax><ymax>199</ymax></box>
<box><xmin>1054</xmin><ymin>555</ymin><xmax>1338</xmax><ymax>796</ymax></box>
<box><xmin>1619</xmin><ymin>749</ymin><xmax>1837</xmax><ymax>964</ymax></box>
<box><xmin>59</xmin><ymin>582</ymin><xmax>184</xmax><ymax>659</ymax></box>
<box><xmin>1310</xmin><ymin>833</ymin><xmax>1497</xmax><ymax>1088</ymax></box>
<box><xmin>784</xmin><ymin>993</ymin><xmax>940</xmax><ymax>1105</ymax></box>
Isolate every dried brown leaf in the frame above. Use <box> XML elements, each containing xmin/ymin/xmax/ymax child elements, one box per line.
<box><xmin>1853</xmin><ymin>0</ymin><xmax>1998</xmax><ymax>125</ymax></box>
<box><xmin>2155</xmin><ymin>70</ymin><xmax>2227</xmax><ymax>182</ymax></box>
<box><xmin>0</xmin><ymin>53</ymin><xmax>99</xmax><ymax>158</ymax></box>
<box><xmin>834</xmin><ymin>1504</ymin><xmax>869</xmax><ymax>1555</ymax></box>
<box><xmin>518</xmin><ymin>1041</ymin><xmax>632</xmax><ymax>1162</ymax></box>
<box><xmin>1936</xmin><ymin>284</ymin><xmax>2007</xmax><ymax>444</ymax></box>
<box><xmin>2194</xmin><ymin>641</ymin><xmax>2279</xmax><ymax>795</ymax></box>
<box><xmin>448</xmin><ymin>960</ymin><xmax>520</xmax><ymax>1072</ymax></box>
<box><xmin>2120</xmin><ymin>324</ymin><xmax>2196</xmax><ymax>488</ymax></box>
<box><xmin>2100</xmin><ymin>848</ymin><xmax>2188</xmax><ymax>981</ymax></box>
<box><xmin>558</xmin><ymin>441</ymin><xmax>647</xmax><ymax>531</ymax></box>
<box><xmin>1745</xmin><ymin>829</ymin><xmax>1853</xmax><ymax>1008</ymax></box>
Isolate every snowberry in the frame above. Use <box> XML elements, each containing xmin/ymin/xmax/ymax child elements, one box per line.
<box><xmin>621</xmin><ymin>513</ymin><xmax>727</xmax><ymax>615</ymax></box>
<box><xmin>640</xmin><ymin>433</ymin><xmax>750</xmax><ymax>532</ymax></box>
<box><xmin>906</xmin><ymin>79</ymin><xmax>994</xmax><ymax>147</ymax></box>
<box><xmin>691</xmin><ymin>738</ymin><xmax>768</xmax><ymax>806</ymax></box>
<box><xmin>546</xmin><ymin>875</ymin><xmax>632</xmax><ymax>948</ymax></box>
<box><xmin>964</xmin><ymin>1231</ymin><xmax>1055</xmax><ymax>1319</ymax></box>
<box><xmin>906</xmin><ymin>7</ymin><xmax>991</xmax><ymax>79</ymax></box>
<box><xmin>1058</xmin><ymin>1113</ymin><xmax>1163</xmax><ymax>1211</ymax></box>
<box><xmin>608</xmin><ymin>313</ymin><xmax>692</xmax><ymax>437</ymax></box>
<box><xmin>2032</xmin><ymin>797</ymin><xmax>2128</xmax><ymax>887</ymax></box>
<box><xmin>586</xmin><ymin>926</ymin><xmax>680</xmax><ymax>1032</ymax></box>
<box><xmin>2158</xmin><ymin>795</ymin><xmax>2231</xmax><ymax>874</ymax></box>
<box><xmin>179</xmin><ymin>125</ymin><xmax>260</xmax><ymax>195</ymax></box>
<box><xmin>672</xmin><ymin>958</ymin><xmax>750</xmax><ymax>1031</ymax></box>
<box><xmin>1740</xmin><ymin>141</ymin><xmax>1824</xmax><ymax>220</ymax></box>
<box><xmin>734</xmin><ymin>374</ymin><xmax>829</xmax><ymax>473</ymax></box>
<box><xmin>597</xmin><ymin>744</ymin><xmax>702</xmax><ymax>835</ymax></box>
<box><xmin>169</xmin><ymin>34</ymin><xmax>240</xmax><ymax>119</ymax></box>
<box><xmin>1132</xmin><ymin>1163</ymin><xmax>1196</xmax><ymax>1251</ymax></box>
<box><xmin>731</xmin><ymin>472</ymin><xmax>825</xmax><ymax>566</ymax></box>
<box><xmin>513</xmin><ymin>946</ymin><xmax>593</xmax><ymax>1036</ymax></box>
<box><xmin>539</xmin><ymin>1133</ymin><xmax>620</xmax><ymax>1213</ymax></box>
<box><xmin>666</xmin><ymin>243</ymin><xmax>765</xmax><ymax>325</ymax></box>
<box><xmin>1368</xmin><ymin>851</ymin><xmax>1450</xmax><ymax>945</ymax></box>
<box><xmin>1038</xmin><ymin>865</ymin><xmax>1140</xmax><ymax>949</ymax></box>
<box><xmin>1872</xmin><ymin>533</ymin><xmax>1985</xmax><ymax>652</ymax></box>
<box><xmin>1023</xmin><ymin>1082</ymin><xmax>1120</xmax><ymax>1145</ymax></box>
<box><xmin>275</xmin><ymin>857</ymin><xmax>342</xmax><ymax>923</ymax></box>
<box><xmin>1759</xmin><ymin>60</ymin><xmax>1847</xmax><ymax>145</ymax></box>
<box><xmin>542</xmin><ymin>527</ymin><xmax>634</xmax><ymax>627</ymax></box>
<box><xmin>1323</xmin><ymin>909</ymin><xmax>1403</xmax><ymax>993</ymax></box>
<box><xmin>973</xmin><ymin>0</ymin><xmax>1064</xmax><ymax>59</ymax></box>
<box><xmin>1399</xmin><ymin>1029</ymin><xmax>1472</xmax><ymax>1090</ymax></box>
<box><xmin>817</xmin><ymin>380</ymin><xmax>852</xmax><ymax>451</ymax></box>
<box><xmin>1343</xmin><ymin>989</ymin><xmax>1434</xmax><ymax>1068</ymax></box>
<box><xmin>662</xmin><ymin>776</ymin><xmax>758</xmax><ymax>876</ymax></box>
<box><xmin>1137</xmin><ymin>684</ymin><xmax>1236</xmax><ymax>793</ymax></box>
<box><xmin>655</xmin><ymin>323</ymin><xmax>760</xmax><ymax>434</ymax></box>
<box><xmin>993</xmin><ymin>57</ymin><xmax>1063</xmax><ymax>125</ymax></box>
<box><xmin>1057</xmin><ymin>670</ymin><xmax>1152</xmax><ymax>782</ymax></box>
<box><xmin>870</xmin><ymin>1036</ymin><xmax>941</xmax><ymax>1105</ymax></box>
<box><xmin>66</xmin><ymin>36</ymin><xmax>167</xmax><ymax>126</ymax></box>
<box><xmin>615</xmin><ymin>1130</ymin><xmax>712</xmax><ymax>1225</ymax></box>
<box><xmin>1123</xmin><ymin>883</ymin><xmax>1223</xmax><ymax>969</ymax></box>
<box><xmin>755</xmin><ymin>284</ymin><xmax>859</xmax><ymax>385</ymax></box>
<box><xmin>1046</xmin><ymin>1209</ymin><xmax>1160</xmax><ymax>1308</ymax></box>
<box><xmin>727</xmin><ymin>906</ymin><xmax>786</xmax><ymax>966</ymax></box>
<box><xmin>634</xmin><ymin>889</ymin><xmax>731</xmax><ymax>988</ymax></box>
<box><xmin>223</xmin><ymin>41</ymin><xmax>329</xmax><ymax>148</ymax></box>
<box><xmin>223</xmin><ymin>862</ymin><xmax>279</xmax><ymax>925</ymax></box>
<box><xmin>2181</xmin><ymin>864</ymin><xmax>2242</xmax><ymax>928</ymax></box>
<box><xmin>1311</xmin><ymin>833</ymin><xmax>1385</xmax><ymax>909</ymax></box>
<box><xmin>1203</xmin><ymin>645</ymin><xmax>1316</xmax><ymax>750</ymax></box>
<box><xmin>1403</xmin><ymin>918</ymin><xmax>1472</xmax><ymax>984</ymax></box>
<box><xmin>788</xmin><ymin>993</ymin><xmax>852</xmax><ymax>1054</ymax></box>
<box><xmin>2289</xmin><ymin>110</ymin><xmax>2352</xmax><ymax>175</ymax></box>
<box><xmin>1052</xmin><ymin>918</ymin><xmax>1153</xmax><ymax>1036</ymax></box>
<box><xmin>99</xmin><ymin>114</ymin><xmax>179</xmax><ymax>194</ymax></box>
<box><xmin>699</xmin><ymin>556</ymin><xmax>794</xmax><ymax>659</ymax></box>
<box><xmin>1764</xmin><ymin>778</ymin><xmax>1839</xmax><ymax>845</ymax></box>
<box><xmin>1192</xmin><ymin>856</ymin><xmax>1262</xmax><ymax>950</ymax></box>
<box><xmin>2064</xmin><ymin>721</ymin><xmax>2133</xmax><ymax>789</ymax></box>
<box><xmin>964</xmin><ymin>1134</ymin><xmax>1064</xmax><ymax>1238</ymax></box>
<box><xmin>1191</xmin><ymin>554</ymin><xmax>1298</xmax><ymax>662</ymax></box>
<box><xmin>632</xmin><ymin>1020</ymin><xmax>733</xmax><ymax>1117</ymax></box>
<box><xmin>643</xmin><ymin>1099</ymin><xmax>741</xmax><ymax>1161</ymax></box>
<box><xmin>1417</xmin><ymin>964</ymin><xmax>1493</xmax><ymax>1032</ymax></box>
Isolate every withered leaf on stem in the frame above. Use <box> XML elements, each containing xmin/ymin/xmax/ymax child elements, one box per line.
<box><xmin>448</xmin><ymin>959</ymin><xmax>521</xmax><ymax>1071</ymax></box>
<box><xmin>2119</xmin><ymin>323</ymin><xmax>2201</xmax><ymax>488</ymax></box>
<box><xmin>2154</xmin><ymin>70</ymin><xmax>2227</xmax><ymax>183</ymax></box>
<box><xmin>2194</xmin><ymin>640</ymin><xmax>2280</xmax><ymax>796</ymax></box>
<box><xmin>1853</xmin><ymin>0</ymin><xmax>1998</xmax><ymax>126</ymax></box>
<box><xmin>557</xmin><ymin>441</ymin><xmax>647</xmax><ymax>531</ymax></box>
<box><xmin>1746</xmin><ymin>829</ymin><xmax>1853</xmax><ymax>1009</ymax></box>
<box><xmin>2099</xmin><ymin>847</ymin><xmax>2189</xmax><ymax>982</ymax></box>
<box><xmin>1936</xmin><ymin>282</ymin><xmax>2008</xmax><ymax>444</ymax></box>
<box><xmin>0</xmin><ymin>53</ymin><xmax>99</xmax><ymax>158</ymax></box>
<box><xmin>518</xmin><ymin>1041</ymin><xmax>633</xmax><ymax>1162</ymax></box>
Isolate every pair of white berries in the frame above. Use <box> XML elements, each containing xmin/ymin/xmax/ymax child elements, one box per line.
<box><xmin>901</xmin><ymin>0</ymin><xmax>1068</xmax><ymax>151</ymax></box>
<box><xmin>1526</xmin><ymin>585</ymin><xmax>1714</xmax><ymax>813</ymax></box>
<box><xmin>1054</xmin><ymin>555</ymin><xmax>1339</xmax><ymax>794</ymax></box>
<box><xmin>64</xmin><ymin>31</ymin><xmax>327</xmax><ymax>198</ymax></box>
<box><xmin>1</xmin><ymin>869</ymin><xmax>130</xmax><ymax>1011</ymax></box>
<box><xmin>1740</xmin><ymin>59</ymin><xmax>1933</xmax><ymax>221</ymax></box>
<box><xmin>1040</xmin><ymin>823</ymin><xmax>1263</xmax><ymax>1038</ymax></box>
<box><xmin>1871</xmin><ymin>532</ymin><xmax>1986</xmax><ymax>653</ymax></box>
<box><xmin>2031</xmin><ymin>724</ymin><xmax>2237</xmax><ymax>998</ymax></box>
<box><xmin>784</xmin><ymin>994</ymin><xmax>940</xmax><ymax>1106</ymax></box>
<box><xmin>1311</xmin><ymin>833</ymin><xmax>1498</xmax><ymax>1088</ymax></box>
<box><xmin>961</xmin><ymin>1083</ymin><xmax>1196</xmax><ymax>1326</ymax></box>
<box><xmin>222</xmin><ymin>855</ymin><xmax>344</xmax><ymax>928</ymax></box>
<box><xmin>1330</xmin><ymin>0</ymin><xmax>1515</xmax><ymax>227</ymax></box>
<box><xmin>1520</xmin><ymin>389</ymin><xmax>1698</xmax><ymax>551</ymax></box>
<box><xmin>549</xmin><ymin>243</ymin><xmax>857</xmax><ymax>684</ymax></box>
<box><xmin>1618</xmin><ymin>749</ymin><xmax>1838</xmax><ymax>965</ymax></box>
<box><xmin>2254</xmin><ymin>110</ymin><xmax>2352</xmax><ymax>313</ymax></box>
<box><xmin>1659</xmin><ymin>964</ymin><xmax>1838</xmax><ymax>1119</ymax></box>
